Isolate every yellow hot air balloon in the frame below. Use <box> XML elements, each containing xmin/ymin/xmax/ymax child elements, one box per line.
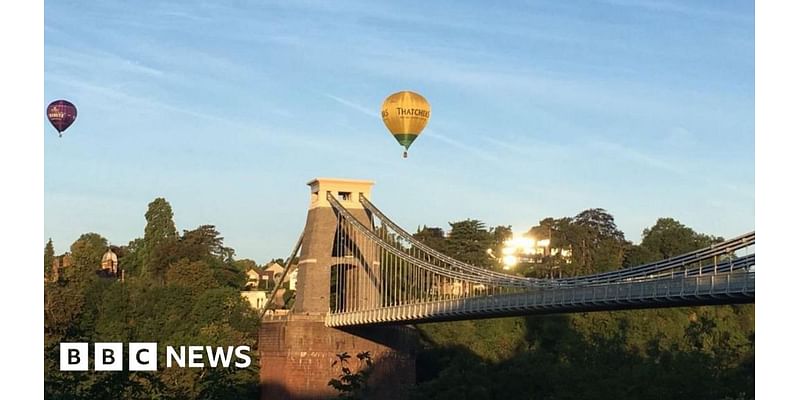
<box><xmin>381</xmin><ymin>91</ymin><xmax>430</xmax><ymax>158</ymax></box>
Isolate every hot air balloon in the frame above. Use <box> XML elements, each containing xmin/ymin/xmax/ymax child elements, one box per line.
<box><xmin>381</xmin><ymin>91</ymin><xmax>430</xmax><ymax>158</ymax></box>
<box><xmin>47</xmin><ymin>100</ymin><xmax>78</xmax><ymax>137</ymax></box>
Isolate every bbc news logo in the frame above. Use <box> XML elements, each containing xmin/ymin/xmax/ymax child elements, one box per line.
<box><xmin>60</xmin><ymin>343</ymin><xmax>252</xmax><ymax>371</ymax></box>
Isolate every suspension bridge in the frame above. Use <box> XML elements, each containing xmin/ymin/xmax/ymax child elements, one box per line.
<box><xmin>264</xmin><ymin>179</ymin><xmax>754</xmax><ymax>326</ymax></box>
<box><xmin>259</xmin><ymin>178</ymin><xmax>754</xmax><ymax>399</ymax></box>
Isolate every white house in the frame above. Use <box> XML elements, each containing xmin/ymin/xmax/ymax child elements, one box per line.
<box><xmin>288</xmin><ymin>268</ymin><xmax>299</xmax><ymax>291</ymax></box>
<box><xmin>240</xmin><ymin>290</ymin><xmax>268</xmax><ymax>310</ymax></box>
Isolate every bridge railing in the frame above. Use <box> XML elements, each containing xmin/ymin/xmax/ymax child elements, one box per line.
<box><xmin>326</xmin><ymin>193</ymin><xmax>755</xmax><ymax>323</ymax></box>
<box><xmin>326</xmin><ymin>271</ymin><xmax>755</xmax><ymax>327</ymax></box>
<box><xmin>360</xmin><ymin>194</ymin><xmax>754</xmax><ymax>287</ymax></box>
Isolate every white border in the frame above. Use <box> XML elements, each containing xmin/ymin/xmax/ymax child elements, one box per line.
<box><xmin>0</xmin><ymin>0</ymin><xmax>44</xmax><ymax>397</ymax></box>
<box><xmin>0</xmin><ymin>0</ymin><xmax>784</xmax><ymax>397</ymax></box>
<box><xmin>756</xmin><ymin>1</ymin><xmax>799</xmax><ymax>399</ymax></box>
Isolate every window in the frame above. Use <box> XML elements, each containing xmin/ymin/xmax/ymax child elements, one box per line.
<box><xmin>337</xmin><ymin>191</ymin><xmax>352</xmax><ymax>201</ymax></box>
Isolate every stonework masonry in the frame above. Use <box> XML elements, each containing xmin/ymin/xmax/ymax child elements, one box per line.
<box><xmin>260</xmin><ymin>316</ymin><xmax>417</xmax><ymax>400</ymax></box>
<box><xmin>260</xmin><ymin>179</ymin><xmax>418</xmax><ymax>399</ymax></box>
<box><xmin>293</xmin><ymin>179</ymin><xmax>375</xmax><ymax>314</ymax></box>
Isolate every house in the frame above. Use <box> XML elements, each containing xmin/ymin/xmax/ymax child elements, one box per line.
<box><xmin>240</xmin><ymin>290</ymin><xmax>268</xmax><ymax>310</ymax></box>
<box><xmin>288</xmin><ymin>268</ymin><xmax>298</xmax><ymax>291</ymax></box>
<box><xmin>264</xmin><ymin>262</ymin><xmax>285</xmax><ymax>284</ymax></box>
<box><xmin>244</xmin><ymin>262</ymin><xmax>287</xmax><ymax>290</ymax></box>
<box><xmin>244</xmin><ymin>268</ymin><xmax>269</xmax><ymax>289</ymax></box>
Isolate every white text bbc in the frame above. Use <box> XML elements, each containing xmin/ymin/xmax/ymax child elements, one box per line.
<box><xmin>60</xmin><ymin>343</ymin><xmax>252</xmax><ymax>371</ymax></box>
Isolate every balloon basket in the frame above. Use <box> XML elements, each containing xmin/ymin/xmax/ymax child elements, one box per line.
<box><xmin>403</xmin><ymin>151</ymin><xmax>408</xmax><ymax>158</ymax></box>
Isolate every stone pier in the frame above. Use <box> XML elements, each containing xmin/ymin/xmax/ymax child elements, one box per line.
<box><xmin>259</xmin><ymin>179</ymin><xmax>417</xmax><ymax>399</ymax></box>
<box><xmin>260</xmin><ymin>315</ymin><xmax>416</xmax><ymax>399</ymax></box>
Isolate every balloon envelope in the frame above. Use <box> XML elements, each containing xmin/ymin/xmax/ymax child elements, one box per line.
<box><xmin>381</xmin><ymin>91</ymin><xmax>430</xmax><ymax>153</ymax></box>
<box><xmin>47</xmin><ymin>100</ymin><xmax>77</xmax><ymax>135</ymax></box>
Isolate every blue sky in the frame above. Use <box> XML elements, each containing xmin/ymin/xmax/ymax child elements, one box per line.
<box><xmin>44</xmin><ymin>0</ymin><xmax>754</xmax><ymax>263</ymax></box>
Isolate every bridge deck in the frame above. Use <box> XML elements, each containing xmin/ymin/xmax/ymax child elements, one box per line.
<box><xmin>326</xmin><ymin>271</ymin><xmax>754</xmax><ymax>327</ymax></box>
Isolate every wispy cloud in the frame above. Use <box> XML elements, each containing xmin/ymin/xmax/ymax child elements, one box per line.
<box><xmin>46</xmin><ymin>73</ymin><xmax>322</xmax><ymax>150</ymax></box>
<box><xmin>481</xmin><ymin>136</ymin><xmax>572</xmax><ymax>158</ymax></box>
<box><xmin>588</xmin><ymin>139</ymin><xmax>686</xmax><ymax>174</ymax></box>
<box><xmin>595</xmin><ymin>0</ymin><xmax>752</xmax><ymax>23</ymax></box>
<box><xmin>47</xmin><ymin>73</ymin><xmax>218</xmax><ymax>122</ymax></box>
<box><xmin>43</xmin><ymin>0</ymin><xmax>754</xmax><ymax>260</ymax></box>
<box><xmin>324</xmin><ymin>93</ymin><xmax>378</xmax><ymax>119</ymax></box>
<box><xmin>345</xmin><ymin>48</ymin><xmax>730</xmax><ymax>122</ymax></box>
<box><xmin>587</xmin><ymin>137</ymin><xmax>754</xmax><ymax>201</ymax></box>
<box><xmin>323</xmin><ymin>93</ymin><xmax>500</xmax><ymax>163</ymax></box>
<box><xmin>46</xmin><ymin>46</ymin><xmax>165</xmax><ymax>78</ymax></box>
<box><xmin>425</xmin><ymin>129</ymin><xmax>501</xmax><ymax>163</ymax></box>
<box><xmin>245</xmin><ymin>0</ymin><xmax>644</xmax><ymax>50</ymax></box>
<box><xmin>152</xmin><ymin>8</ymin><xmax>213</xmax><ymax>22</ymax></box>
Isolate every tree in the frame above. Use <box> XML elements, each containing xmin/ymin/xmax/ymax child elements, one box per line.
<box><xmin>524</xmin><ymin>217</ymin><xmax>574</xmax><ymax>278</ymax></box>
<box><xmin>328</xmin><ymin>352</ymin><xmax>374</xmax><ymax>399</ymax></box>
<box><xmin>44</xmin><ymin>198</ymin><xmax>262</xmax><ymax>400</ymax></box>
<box><xmin>233</xmin><ymin>259</ymin><xmax>258</xmax><ymax>272</ymax></box>
<box><xmin>120</xmin><ymin>237</ymin><xmax>144</xmax><ymax>276</ymax></box>
<box><xmin>410</xmin><ymin>214</ymin><xmax>753</xmax><ymax>400</ymax></box>
<box><xmin>68</xmin><ymin>233</ymin><xmax>109</xmax><ymax>280</ymax></box>
<box><xmin>44</xmin><ymin>238</ymin><xmax>55</xmax><ymax>278</ymax></box>
<box><xmin>622</xmin><ymin>245</ymin><xmax>659</xmax><ymax>268</ymax></box>
<box><xmin>414</xmin><ymin>226</ymin><xmax>447</xmax><ymax>253</ymax></box>
<box><xmin>174</xmin><ymin>225</ymin><xmax>241</xmax><ymax>288</ymax></box>
<box><xmin>573</xmin><ymin>208</ymin><xmax>625</xmax><ymax>242</ymax></box>
<box><xmin>165</xmin><ymin>259</ymin><xmax>220</xmax><ymax>296</ymax></box>
<box><xmin>491</xmin><ymin>225</ymin><xmax>513</xmax><ymax>244</ymax></box>
<box><xmin>490</xmin><ymin>225</ymin><xmax>512</xmax><ymax>264</ymax></box>
<box><xmin>546</xmin><ymin>209</ymin><xmax>629</xmax><ymax>275</ymax></box>
<box><xmin>640</xmin><ymin>218</ymin><xmax>723</xmax><ymax>259</ymax></box>
<box><xmin>178</xmin><ymin>225</ymin><xmax>235</xmax><ymax>264</ymax></box>
<box><xmin>141</xmin><ymin>197</ymin><xmax>178</xmax><ymax>278</ymax></box>
<box><xmin>445</xmin><ymin>220</ymin><xmax>493</xmax><ymax>267</ymax></box>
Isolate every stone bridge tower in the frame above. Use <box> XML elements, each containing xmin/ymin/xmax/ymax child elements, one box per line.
<box><xmin>260</xmin><ymin>178</ymin><xmax>417</xmax><ymax>400</ymax></box>
<box><xmin>292</xmin><ymin>178</ymin><xmax>378</xmax><ymax>315</ymax></box>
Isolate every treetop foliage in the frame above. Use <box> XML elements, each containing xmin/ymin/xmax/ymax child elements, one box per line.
<box><xmin>45</xmin><ymin>197</ymin><xmax>259</xmax><ymax>400</ymax></box>
<box><xmin>144</xmin><ymin>197</ymin><xmax>178</xmax><ymax>242</ymax></box>
<box><xmin>640</xmin><ymin>217</ymin><xmax>723</xmax><ymax>260</ymax></box>
<box><xmin>45</xmin><ymin>200</ymin><xmax>752</xmax><ymax>399</ymax></box>
<box><xmin>411</xmin><ymin>209</ymin><xmax>752</xmax><ymax>400</ymax></box>
<box><xmin>141</xmin><ymin>197</ymin><xmax>178</xmax><ymax>278</ymax></box>
<box><xmin>45</xmin><ymin>238</ymin><xmax>55</xmax><ymax>277</ymax></box>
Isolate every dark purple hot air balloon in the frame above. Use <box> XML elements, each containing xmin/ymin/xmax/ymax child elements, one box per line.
<box><xmin>46</xmin><ymin>100</ymin><xmax>77</xmax><ymax>137</ymax></box>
